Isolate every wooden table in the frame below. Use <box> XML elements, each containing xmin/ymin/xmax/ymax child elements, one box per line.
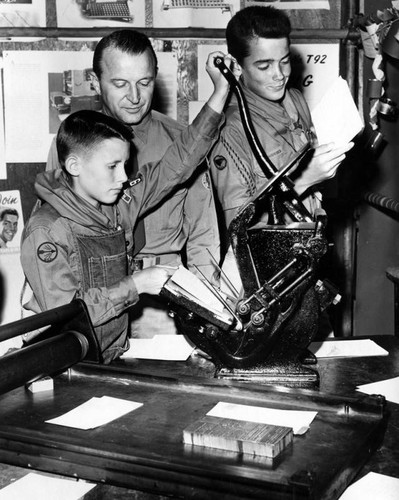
<box><xmin>0</xmin><ymin>335</ymin><xmax>397</xmax><ymax>499</ymax></box>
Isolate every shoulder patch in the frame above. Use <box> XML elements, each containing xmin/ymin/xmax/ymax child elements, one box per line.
<box><xmin>37</xmin><ymin>242</ymin><xmax>58</xmax><ymax>263</ymax></box>
<box><xmin>213</xmin><ymin>155</ymin><xmax>227</xmax><ymax>170</ymax></box>
<box><xmin>121</xmin><ymin>174</ymin><xmax>143</xmax><ymax>204</ymax></box>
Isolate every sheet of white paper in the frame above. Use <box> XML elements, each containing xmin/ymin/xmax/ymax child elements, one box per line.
<box><xmin>356</xmin><ymin>376</ymin><xmax>399</xmax><ymax>405</ymax></box>
<box><xmin>309</xmin><ymin>339</ymin><xmax>388</xmax><ymax>358</ymax></box>
<box><xmin>207</xmin><ymin>402</ymin><xmax>317</xmax><ymax>435</ymax></box>
<box><xmin>45</xmin><ymin>396</ymin><xmax>143</xmax><ymax>430</ymax></box>
<box><xmin>311</xmin><ymin>76</ymin><xmax>364</xmax><ymax>146</ymax></box>
<box><xmin>338</xmin><ymin>471</ymin><xmax>399</xmax><ymax>500</ymax></box>
<box><xmin>0</xmin><ymin>472</ymin><xmax>95</xmax><ymax>500</ymax></box>
<box><xmin>122</xmin><ymin>334</ymin><xmax>195</xmax><ymax>361</ymax></box>
<box><xmin>169</xmin><ymin>265</ymin><xmax>224</xmax><ymax>312</ymax></box>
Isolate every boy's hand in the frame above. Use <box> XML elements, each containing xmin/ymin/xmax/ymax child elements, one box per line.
<box><xmin>133</xmin><ymin>265</ymin><xmax>177</xmax><ymax>295</ymax></box>
<box><xmin>294</xmin><ymin>142</ymin><xmax>354</xmax><ymax>196</ymax></box>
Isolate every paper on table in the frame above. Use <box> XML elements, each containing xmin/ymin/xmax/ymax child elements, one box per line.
<box><xmin>207</xmin><ymin>402</ymin><xmax>317</xmax><ymax>435</ymax></box>
<box><xmin>311</xmin><ymin>76</ymin><xmax>364</xmax><ymax>146</ymax></box>
<box><xmin>122</xmin><ymin>334</ymin><xmax>195</xmax><ymax>361</ymax></box>
<box><xmin>0</xmin><ymin>472</ymin><xmax>95</xmax><ymax>500</ymax></box>
<box><xmin>45</xmin><ymin>396</ymin><xmax>143</xmax><ymax>430</ymax></box>
<box><xmin>309</xmin><ymin>339</ymin><xmax>388</xmax><ymax>358</ymax></box>
<box><xmin>338</xmin><ymin>471</ymin><xmax>399</xmax><ymax>500</ymax></box>
<box><xmin>356</xmin><ymin>376</ymin><xmax>399</xmax><ymax>405</ymax></box>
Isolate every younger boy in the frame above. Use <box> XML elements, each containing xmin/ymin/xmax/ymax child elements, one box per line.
<box><xmin>21</xmin><ymin>52</ymin><xmax>235</xmax><ymax>363</ymax></box>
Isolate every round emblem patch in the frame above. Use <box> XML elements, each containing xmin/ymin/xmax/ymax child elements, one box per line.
<box><xmin>37</xmin><ymin>242</ymin><xmax>58</xmax><ymax>263</ymax></box>
<box><xmin>213</xmin><ymin>155</ymin><xmax>227</xmax><ymax>170</ymax></box>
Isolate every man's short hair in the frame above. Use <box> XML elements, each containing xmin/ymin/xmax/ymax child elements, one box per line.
<box><xmin>56</xmin><ymin>109</ymin><xmax>133</xmax><ymax>173</ymax></box>
<box><xmin>93</xmin><ymin>29</ymin><xmax>158</xmax><ymax>79</ymax></box>
<box><xmin>226</xmin><ymin>6</ymin><xmax>291</xmax><ymax>65</ymax></box>
<box><xmin>0</xmin><ymin>208</ymin><xmax>18</xmax><ymax>221</ymax></box>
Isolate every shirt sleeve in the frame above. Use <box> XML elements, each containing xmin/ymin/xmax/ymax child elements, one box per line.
<box><xmin>21</xmin><ymin>226</ymin><xmax>139</xmax><ymax>327</ymax></box>
<box><xmin>129</xmin><ymin>103</ymin><xmax>224</xmax><ymax>218</ymax></box>
<box><xmin>183</xmin><ymin>162</ymin><xmax>220</xmax><ymax>282</ymax></box>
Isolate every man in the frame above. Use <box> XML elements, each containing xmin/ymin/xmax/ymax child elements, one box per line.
<box><xmin>47</xmin><ymin>30</ymin><xmax>221</xmax><ymax>338</ymax></box>
<box><xmin>0</xmin><ymin>208</ymin><xmax>19</xmax><ymax>248</ymax></box>
<box><xmin>210</xmin><ymin>6</ymin><xmax>354</xmax><ymax>237</ymax></box>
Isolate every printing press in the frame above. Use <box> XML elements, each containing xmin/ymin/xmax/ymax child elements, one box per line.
<box><xmin>163</xmin><ymin>57</ymin><xmax>340</xmax><ymax>389</ymax></box>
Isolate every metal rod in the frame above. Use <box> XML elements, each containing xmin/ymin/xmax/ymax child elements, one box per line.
<box><xmin>193</xmin><ymin>265</ymin><xmax>243</xmax><ymax>330</ymax></box>
<box><xmin>206</xmin><ymin>248</ymin><xmax>240</xmax><ymax>298</ymax></box>
<box><xmin>0</xmin><ymin>331</ymin><xmax>88</xmax><ymax>395</ymax></box>
<box><xmin>0</xmin><ymin>301</ymin><xmax>86</xmax><ymax>342</ymax></box>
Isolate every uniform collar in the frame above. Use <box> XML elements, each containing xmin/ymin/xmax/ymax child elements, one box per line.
<box><xmin>130</xmin><ymin>111</ymin><xmax>153</xmax><ymax>145</ymax></box>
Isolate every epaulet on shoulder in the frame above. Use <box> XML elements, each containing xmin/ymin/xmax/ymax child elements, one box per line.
<box><xmin>151</xmin><ymin>110</ymin><xmax>183</xmax><ymax>130</ymax></box>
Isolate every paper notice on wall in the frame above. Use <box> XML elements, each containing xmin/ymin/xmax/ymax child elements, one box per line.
<box><xmin>56</xmin><ymin>0</ymin><xmax>145</xmax><ymax>28</ymax></box>
<box><xmin>0</xmin><ymin>65</ymin><xmax>5</xmax><ymax>180</ymax></box>
<box><xmin>0</xmin><ymin>190</ymin><xmax>25</xmax><ymax>354</ymax></box>
<box><xmin>152</xmin><ymin>0</ymin><xmax>240</xmax><ymax>28</ymax></box>
<box><xmin>243</xmin><ymin>1</ymin><xmax>330</xmax><ymax>9</ymax></box>
<box><xmin>3</xmin><ymin>50</ymin><xmax>95</xmax><ymax>163</ymax></box>
<box><xmin>0</xmin><ymin>0</ymin><xmax>46</xmax><ymax>28</ymax></box>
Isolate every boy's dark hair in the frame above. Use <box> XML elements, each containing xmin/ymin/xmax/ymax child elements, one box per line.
<box><xmin>56</xmin><ymin>110</ymin><xmax>133</xmax><ymax>175</ymax></box>
<box><xmin>226</xmin><ymin>6</ymin><xmax>291</xmax><ymax>65</ymax></box>
<box><xmin>0</xmin><ymin>208</ymin><xmax>18</xmax><ymax>221</ymax></box>
<box><xmin>93</xmin><ymin>29</ymin><xmax>158</xmax><ymax>79</ymax></box>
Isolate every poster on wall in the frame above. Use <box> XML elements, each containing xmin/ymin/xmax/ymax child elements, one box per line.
<box><xmin>243</xmin><ymin>0</ymin><xmax>330</xmax><ymax>9</ymax></box>
<box><xmin>0</xmin><ymin>0</ymin><xmax>46</xmax><ymax>28</ymax></box>
<box><xmin>3</xmin><ymin>50</ymin><xmax>94</xmax><ymax>163</ymax></box>
<box><xmin>152</xmin><ymin>0</ymin><xmax>240</xmax><ymax>28</ymax></box>
<box><xmin>0</xmin><ymin>190</ymin><xmax>25</xmax><ymax>354</ymax></box>
<box><xmin>0</xmin><ymin>70</ymin><xmax>5</xmax><ymax>180</ymax></box>
<box><xmin>3</xmin><ymin>48</ymin><xmax>178</xmax><ymax>163</ymax></box>
<box><xmin>55</xmin><ymin>0</ymin><xmax>145</xmax><ymax>28</ymax></box>
<box><xmin>196</xmin><ymin>42</ymin><xmax>340</xmax><ymax>113</ymax></box>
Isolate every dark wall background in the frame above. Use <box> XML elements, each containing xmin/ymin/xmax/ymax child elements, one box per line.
<box><xmin>353</xmin><ymin>0</ymin><xmax>399</xmax><ymax>336</ymax></box>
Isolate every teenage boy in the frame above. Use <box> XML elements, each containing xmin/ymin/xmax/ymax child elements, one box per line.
<box><xmin>21</xmin><ymin>52</ymin><xmax>234</xmax><ymax>364</ymax></box>
<box><xmin>210</xmin><ymin>6</ymin><xmax>354</xmax><ymax>236</ymax></box>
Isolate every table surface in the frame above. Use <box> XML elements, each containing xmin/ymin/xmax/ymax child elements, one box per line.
<box><xmin>0</xmin><ymin>335</ymin><xmax>398</xmax><ymax>499</ymax></box>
